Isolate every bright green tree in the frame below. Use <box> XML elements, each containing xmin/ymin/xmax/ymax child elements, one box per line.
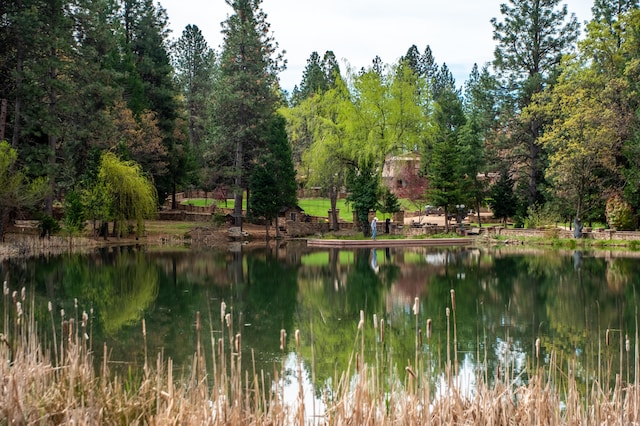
<box><xmin>283</xmin><ymin>76</ymin><xmax>351</xmax><ymax>230</ymax></box>
<box><xmin>94</xmin><ymin>152</ymin><xmax>157</xmax><ymax>238</ymax></box>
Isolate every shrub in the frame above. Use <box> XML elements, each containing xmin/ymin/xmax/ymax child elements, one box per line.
<box><xmin>605</xmin><ymin>194</ymin><xmax>636</xmax><ymax>230</ymax></box>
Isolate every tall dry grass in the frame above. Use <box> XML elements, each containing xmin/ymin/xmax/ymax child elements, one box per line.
<box><xmin>1</xmin><ymin>283</ymin><xmax>639</xmax><ymax>425</ymax></box>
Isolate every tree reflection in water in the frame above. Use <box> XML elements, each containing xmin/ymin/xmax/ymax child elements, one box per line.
<box><xmin>1</xmin><ymin>245</ymin><xmax>639</xmax><ymax>394</ymax></box>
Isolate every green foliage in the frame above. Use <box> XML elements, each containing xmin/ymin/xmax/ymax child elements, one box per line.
<box><xmin>38</xmin><ymin>214</ymin><xmax>61</xmax><ymax>237</ymax></box>
<box><xmin>210</xmin><ymin>0</ymin><xmax>283</xmax><ymax>225</ymax></box>
<box><xmin>0</xmin><ymin>141</ymin><xmax>50</xmax><ymax>238</ymax></box>
<box><xmin>605</xmin><ymin>194</ymin><xmax>636</xmax><ymax>230</ymax></box>
<box><xmin>62</xmin><ymin>190</ymin><xmax>86</xmax><ymax>233</ymax></box>
<box><xmin>346</xmin><ymin>163</ymin><xmax>380</xmax><ymax>235</ymax></box>
<box><xmin>380</xmin><ymin>187</ymin><xmax>401</xmax><ymax>216</ymax></box>
<box><xmin>523</xmin><ymin>204</ymin><xmax>559</xmax><ymax>229</ymax></box>
<box><xmin>95</xmin><ymin>152</ymin><xmax>158</xmax><ymax>237</ymax></box>
<box><xmin>488</xmin><ymin>169</ymin><xmax>517</xmax><ymax>226</ymax></box>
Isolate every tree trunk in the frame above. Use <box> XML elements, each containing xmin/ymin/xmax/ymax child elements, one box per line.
<box><xmin>329</xmin><ymin>186</ymin><xmax>338</xmax><ymax>231</ymax></box>
<box><xmin>233</xmin><ymin>137</ymin><xmax>244</xmax><ymax>228</ymax></box>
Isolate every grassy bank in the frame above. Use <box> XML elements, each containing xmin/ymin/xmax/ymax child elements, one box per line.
<box><xmin>2</xmin><ymin>285</ymin><xmax>639</xmax><ymax>424</ymax></box>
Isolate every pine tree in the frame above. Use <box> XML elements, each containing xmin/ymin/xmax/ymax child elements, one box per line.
<box><xmin>172</xmin><ymin>24</ymin><xmax>216</xmax><ymax>159</ymax></box>
<box><xmin>212</xmin><ymin>0</ymin><xmax>284</xmax><ymax>227</ymax></box>
<box><xmin>491</xmin><ymin>0</ymin><xmax>580</xmax><ymax>207</ymax></box>
<box><xmin>248</xmin><ymin>114</ymin><xmax>297</xmax><ymax>237</ymax></box>
<box><xmin>488</xmin><ymin>169</ymin><xmax>517</xmax><ymax>226</ymax></box>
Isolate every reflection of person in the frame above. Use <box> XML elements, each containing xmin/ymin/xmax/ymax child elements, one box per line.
<box><xmin>370</xmin><ymin>249</ymin><xmax>379</xmax><ymax>273</ymax></box>
<box><xmin>385</xmin><ymin>217</ymin><xmax>390</xmax><ymax>234</ymax></box>
<box><xmin>371</xmin><ymin>217</ymin><xmax>378</xmax><ymax>240</ymax></box>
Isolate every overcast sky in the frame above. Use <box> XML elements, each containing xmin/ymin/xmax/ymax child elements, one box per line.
<box><xmin>159</xmin><ymin>0</ymin><xmax>594</xmax><ymax>92</ymax></box>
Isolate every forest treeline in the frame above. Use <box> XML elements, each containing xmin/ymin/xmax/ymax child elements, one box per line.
<box><xmin>1</xmin><ymin>0</ymin><xmax>640</xmax><ymax>239</ymax></box>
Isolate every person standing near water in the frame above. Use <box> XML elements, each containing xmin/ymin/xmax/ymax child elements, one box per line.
<box><xmin>371</xmin><ymin>216</ymin><xmax>378</xmax><ymax>240</ymax></box>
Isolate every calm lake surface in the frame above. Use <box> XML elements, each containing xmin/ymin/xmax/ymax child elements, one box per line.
<box><xmin>2</xmin><ymin>242</ymin><xmax>640</xmax><ymax>392</ymax></box>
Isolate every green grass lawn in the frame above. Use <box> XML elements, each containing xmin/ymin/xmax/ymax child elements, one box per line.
<box><xmin>182</xmin><ymin>197</ymin><xmax>407</xmax><ymax>222</ymax></box>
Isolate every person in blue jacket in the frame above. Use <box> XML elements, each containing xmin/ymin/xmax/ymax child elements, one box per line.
<box><xmin>371</xmin><ymin>216</ymin><xmax>378</xmax><ymax>240</ymax></box>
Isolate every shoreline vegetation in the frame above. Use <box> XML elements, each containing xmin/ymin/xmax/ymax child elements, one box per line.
<box><xmin>2</xmin><ymin>286</ymin><xmax>639</xmax><ymax>424</ymax></box>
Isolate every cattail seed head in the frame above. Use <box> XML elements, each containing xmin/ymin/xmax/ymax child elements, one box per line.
<box><xmin>235</xmin><ymin>333</ymin><xmax>241</xmax><ymax>353</ymax></box>
<box><xmin>413</xmin><ymin>297</ymin><xmax>419</xmax><ymax>316</ymax></box>
<box><xmin>82</xmin><ymin>311</ymin><xmax>88</xmax><ymax>326</ymax></box>
<box><xmin>84</xmin><ymin>333</ymin><xmax>89</xmax><ymax>341</ymax></box>
<box><xmin>225</xmin><ymin>313</ymin><xmax>231</xmax><ymax>328</ymax></box>
<box><xmin>3</xmin><ymin>281</ymin><xmax>7</xmax><ymax>296</ymax></box>
<box><xmin>405</xmin><ymin>366</ymin><xmax>416</xmax><ymax>378</ymax></box>
<box><xmin>142</xmin><ymin>319</ymin><xmax>146</xmax><ymax>337</ymax></box>
<box><xmin>446</xmin><ymin>307</ymin><xmax>450</xmax><ymax>318</ymax></box>
<box><xmin>12</xmin><ymin>291</ymin><xmax>17</xmax><ymax>302</ymax></box>
<box><xmin>373</xmin><ymin>314</ymin><xmax>378</xmax><ymax>329</ymax></box>
<box><xmin>21</xmin><ymin>287</ymin><xmax>25</xmax><ymax>301</ymax></box>
<box><xmin>450</xmin><ymin>289</ymin><xmax>456</xmax><ymax>310</ymax></box>
<box><xmin>606</xmin><ymin>329</ymin><xmax>610</xmax><ymax>347</ymax></box>
<box><xmin>195</xmin><ymin>311</ymin><xmax>201</xmax><ymax>332</ymax></box>
<box><xmin>427</xmin><ymin>319</ymin><xmax>432</xmax><ymax>340</ymax></box>
<box><xmin>295</xmin><ymin>329</ymin><xmax>301</xmax><ymax>348</ymax></box>
<box><xmin>535</xmin><ymin>338</ymin><xmax>541</xmax><ymax>359</ymax></box>
<box><xmin>61</xmin><ymin>309</ymin><xmax>65</xmax><ymax>319</ymax></box>
<box><xmin>74</xmin><ymin>298</ymin><xmax>78</xmax><ymax>309</ymax></box>
<box><xmin>218</xmin><ymin>338</ymin><xmax>223</xmax><ymax>356</ymax></box>
<box><xmin>220</xmin><ymin>301</ymin><xmax>226</xmax><ymax>322</ymax></box>
<box><xmin>626</xmin><ymin>335</ymin><xmax>630</xmax><ymax>353</ymax></box>
<box><xmin>48</xmin><ymin>301</ymin><xmax>52</xmax><ymax>312</ymax></box>
<box><xmin>358</xmin><ymin>310</ymin><xmax>365</xmax><ymax>330</ymax></box>
<box><xmin>16</xmin><ymin>302</ymin><xmax>22</xmax><ymax>317</ymax></box>
<box><xmin>280</xmin><ymin>329</ymin><xmax>286</xmax><ymax>351</ymax></box>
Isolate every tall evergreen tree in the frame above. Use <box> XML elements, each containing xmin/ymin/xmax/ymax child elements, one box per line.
<box><xmin>491</xmin><ymin>0</ymin><xmax>580</xmax><ymax>208</ymax></box>
<box><xmin>426</xmin><ymin>85</ymin><xmax>466</xmax><ymax>231</ymax></box>
<box><xmin>459</xmin><ymin>64</ymin><xmax>499</xmax><ymax>224</ymax></box>
<box><xmin>172</xmin><ymin>24</ymin><xmax>216</xmax><ymax>159</ymax></box>
<box><xmin>295</xmin><ymin>51</ymin><xmax>327</xmax><ymax>102</ymax></box>
<box><xmin>120</xmin><ymin>0</ymin><xmax>181</xmax><ymax>202</ymax></box>
<box><xmin>212</xmin><ymin>0</ymin><xmax>284</xmax><ymax>227</ymax></box>
<box><xmin>248</xmin><ymin>113</ymin><xmax>297</xmax><ymax>237</ymax></box>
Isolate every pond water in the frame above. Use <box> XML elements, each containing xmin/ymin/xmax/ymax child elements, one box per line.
<box><xmin>2</xmin><ymin>242</ymin><xmax>640</xmax><ymax>394</ymax></box>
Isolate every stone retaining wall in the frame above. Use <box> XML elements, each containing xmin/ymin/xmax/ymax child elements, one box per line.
<box><xmin>491</xmin><ymin>227</ymin><xmax>640</xmax><ymax>241</ymax></box>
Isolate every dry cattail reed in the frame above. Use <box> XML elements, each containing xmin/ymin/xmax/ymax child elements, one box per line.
<box><xmin>235</xmin><ymin>333</ymin><xmax>241</xmax><ymax>354</ymax></box>
<box><xmin>358</xmin><ymin>310</ymin><xmax>365</xmax><ymax>330</ymax></box>
<box><xmin>280</xmin><ymin>329</ymin><xmax>286</xmax><ymax>351</ymax></box>
<box><xmin>535</xmin><ymin>337</ymin><xmax>541</xmax><ymax>359</ymax></box>
<box><xmin>413</xmin><ymin>297</ymin><xmax>419</xmax><ymax>316</ymax></box>
<box><xmin>295</xmin><ymin>329</ymin><xmax>301</xmax><ymax>349</ymax></box>
<box><xmin>427</xmin><ymin>318</ymin><xmax>432</xmax><ymax>340</ymax></box>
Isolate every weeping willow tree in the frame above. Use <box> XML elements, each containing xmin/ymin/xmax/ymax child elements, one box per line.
<box><xmin>95</xmin><ymin>152</ymin><xmax>157</xmax><ymax>237</ymax></box>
